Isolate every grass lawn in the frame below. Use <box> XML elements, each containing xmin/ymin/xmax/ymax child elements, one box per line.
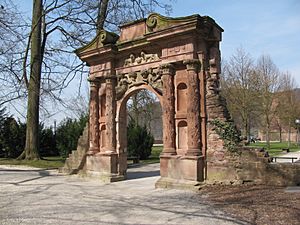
<box><xmin>141</xmin><ymin>145</ymin><xmax>163</xmax><ymax>164</ymax></box>
<box><xmin>249</xmin><ymin>142</ymin><xmax>300</xmax><ymax>156</ymax></box>
<box><xmin>127</xmin><ymin>145</ymin><xmax>163</xmax><ymax>165</ymax></box>
<box><xmin>2</xmin><ymin>142</ymin><xmax>298</xmax><ymax>168</ymax></box>
<box><xmin>0</xmin><ymin>146</ymin><xmax>163</xmax><ymax>168</ymax></box>
<box><xmin>0</xmin><ymin>156</ymin><xmax>65</xmax><ymax>169</ymax></box>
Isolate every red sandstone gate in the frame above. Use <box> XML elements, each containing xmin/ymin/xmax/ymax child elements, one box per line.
<box><xmin>76</xmin><ymin>13</ymin><xmax>223</xmax><ymax>188</ymax></box>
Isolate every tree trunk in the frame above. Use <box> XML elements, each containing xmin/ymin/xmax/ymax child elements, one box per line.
<box><xmin>266</xmin><ymin>125</ymin><xmax>270</xmax><ymax>149</ymax></box>
<box><xmin>97</xmin><ymin>0</ymin><xmax>109</xmax><ymax>31</ymax></box>
<box><xmin>19</xmin><ymin>0</ymin><xmax>42</xmax><ymax>160</ymax></box>
<box><xmin>288</xmin><ymin>121</ymin><xmax>291</xmax><ymax>148</ymax></box>
<box><xmin>279</xmin><ymin>125</ymin><xmax>282</xmax><ymax>143</ymax></box>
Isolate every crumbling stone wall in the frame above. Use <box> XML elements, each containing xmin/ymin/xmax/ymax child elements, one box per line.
<box><xmin>206</xmin><ymin>72</ymin><xmax>232</xmax><ymax>167</ymax></box>
<box><xmin>237</xmin><ymin>148</ymin><xmax>300</xmax><ymax>186</ymax></box>
<box><xmin>206</xmin><ymin>147</ymin><xmax>300</xmax><ymax>186</ymax></box>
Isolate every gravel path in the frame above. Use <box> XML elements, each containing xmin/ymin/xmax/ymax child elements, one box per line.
<box><xmin>0</xmin><ymin>164</ymin><xmax>249</xmax><ymax>225</ymax></box>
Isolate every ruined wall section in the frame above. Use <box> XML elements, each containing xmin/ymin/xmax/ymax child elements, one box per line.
<box><xmin>205</xmin><ymin>46</ymin><xmax>233</xmax><ymax>167</ymax></box>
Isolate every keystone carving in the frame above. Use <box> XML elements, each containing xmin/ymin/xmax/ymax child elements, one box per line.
<box><xmin>115</xmin><ymin>68</ymin><xmax>163</xmax><ymax>100</ymax></box>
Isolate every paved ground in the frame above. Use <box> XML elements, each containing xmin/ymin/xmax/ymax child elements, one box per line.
<box><xmin>0</xmin><ymin>164</ymin><xmax>250</xmax><ymax>225</ymax></box>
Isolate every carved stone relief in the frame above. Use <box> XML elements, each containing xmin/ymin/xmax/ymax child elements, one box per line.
<box><xmin>123</xmin><ymin>51</ymin><xmax>160</xmax><ymax>67</ymax></box>
<box><xmin>116</xmin><ymin>68</ymin><xmax>163</xmax><ymax>100</ymax></box>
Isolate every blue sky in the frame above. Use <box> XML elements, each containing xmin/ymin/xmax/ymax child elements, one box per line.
<box><xmin>12</xmin><ymin>0</ymin><xmax>300</xmax><ymax>124</ymax></box>
<box><xmin>17</xmin><ymin>0</ymin><xmax>300</xmax><ymax>84</ymax></box>
<box><xmin>170</xmin><ymin>0</ymin><xmax>300</xmax><ymax>85</ymax></box>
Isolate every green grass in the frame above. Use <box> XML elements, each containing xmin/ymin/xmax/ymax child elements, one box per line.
<box><xmin>249</xmin><ymin>142</ymin><xmax>300</xmax><ymax>156</ymax></box>
<box><xmin>0</xmin><ymin>156</ymin><xmax>65</xmax><ymax>169</ymax></box>
<box><xmin>141</xmin><ymin>145</ymin><xmax>163</xmax><ymax>164</ymax></box>
<box><xmin>127</xmin><ymin>145</ymin><xmax>163</xmax><ymax>164</ymax></box>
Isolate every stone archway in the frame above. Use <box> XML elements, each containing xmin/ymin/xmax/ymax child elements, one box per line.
<box><xmin>75</xmin><ymin>13</ymin><xmax>224</xmax><ymax>188</ymax></box>
<box><xmin>116</xmin><ymin>85</ymin><xmax>162</xmax><ymax>174</ymax></box>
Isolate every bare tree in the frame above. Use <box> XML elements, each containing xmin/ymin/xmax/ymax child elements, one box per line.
<box><xmin>221</xmin><ymin>48</ymin><xmax>258</xmax><ymax>141</ymax></box>
<box><xmin>276</xmin><ymin>72</ymin><xmax>300</xmax><ymax>146</ymax></box>
<box><xmin>127</xmin><ymin>90</ymin><xmax>158</xmax><ymax>130</ymax></box>
<box><xmin>256</xmin><ymin>55</ymin><xmax>281</xmax><ymax>149</ymax></box>
<box><xmin>0</xmin><ymin>0</ymin><xmax>28</xmax><ymax>106</ymax></box>
<box><xmin>13</xmin><ymin>0</ymin><xmax>173</xmax><ymax>159</ymax></box>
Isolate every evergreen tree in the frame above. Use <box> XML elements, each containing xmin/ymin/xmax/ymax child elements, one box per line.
<box><xmin>127</xmin><ymin>120</ymin><xmax>154</xmax><ymax>160</ymax></box>
<box><xmin>55</xmin><ymin>114</ymin><xmax>87</xmax><ymax>158</ymax></box>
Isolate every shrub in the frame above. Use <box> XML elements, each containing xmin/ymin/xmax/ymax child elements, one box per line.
<box><xmin>39</xmin><ymin>125</ymin><xmax>57</xmax><ymax>157</ymax></box>
<box><xmin>0</xmin><ymin>117</ymin><xmax>26</xmax><ymax>158</ymax></box>
<box><xmin>127</xmin><ymin>120</ymin><xmax>154</xmax><ymax>160</ymax></box>
<box><xmin>55</xmin><ymin>114</ymin><xmax>87</xmax><ymax>158</ymax></box>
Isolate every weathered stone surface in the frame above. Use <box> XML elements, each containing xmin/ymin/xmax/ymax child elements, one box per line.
<box><xmin>75</xmin><ymin>13</ymin><xmax>224</xmax><ymax>187</ymax></box>
<box><xmin>88</xmin><ymin>79</ymin><xmax>99</xmax><ymax>154</ymax></box>
<box><xmin>60</xmin><ymin>124</ymin><xmax>89</xmax><ymax>174</ymax></box>
<box><xmin>104</xmin><ymin>75</ymin><xmax>117</xmax><ymax>153</ymax></box>
<box><xmin>67</xmin><ymin>13</ymin><xmax>300</xmax><ymax>189</ymax></box>
<box><xmin>160</xmin><ymin>64</ymin><xmax>176</xmax><ymax>155</ymax></box>
<box><xmin>207</xmin><ymin>147</ymin><xmax>300</xmax><ymax>186</ymax></box>
<box><xmin>184</xmin><ymin>60</ymin><xmax>202</xmax><ymax>156</ymax></box>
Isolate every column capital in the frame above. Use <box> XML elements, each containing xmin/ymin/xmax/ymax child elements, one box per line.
<box><xmin>183</xmin><ymin>59</ymin><xmax>201</xmax><ymax>72</ymax></box>
<box><xmin>104</xmin><ymin>74</ymin><xmax>117</xmax><ymax>80</ymax></box>
<box><xmin>87</xmin><ymin>77</ymin><xmax>100</xmax><ymax>85</ymax></box>
<box><xmin>104</xmin><ymin>74</ymin><xmax>117</xmax><ymax>85</ymax></box>
<box><xmin>159</xmin><ymin>63</ymin><xmax>175</xmax><ymax>75</ymax></box>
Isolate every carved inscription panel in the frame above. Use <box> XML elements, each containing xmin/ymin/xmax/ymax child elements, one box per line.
<box><xmin>162</xmin><ymin>41</ymin><xmax>193</xmax><ymax>58</ymax></box>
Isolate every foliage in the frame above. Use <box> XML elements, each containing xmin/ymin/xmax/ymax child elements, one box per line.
<box><xmin>0</xmin><ymin>108</ymin><xmax>26</xmax><ymax>158</ymax></box>
<box><xmin>222</xmin><ymin>49</ymin><xmax>300</xmax><ymax>149</ymax></box>
<box><xmin>127</xmin><ymin>120</ymin><xmax>154</xmax><ymax>160</ymax></box>
<box><xmin>127</xmin><ymin>90</ymin><xmax>159</xmax><ymax>128</ymax></box>
<box><xmin>221</xmin><ymin>47</ymin><xmax>258</xmax><ymax>141</ymax></box>
<box><xmin>210</xmin><ymin>119</ymin><xmax>241</xmax><ymax>153</ymax></box>
<box><xmin>39</xmin><ymin>125</ymin><xmax>57</xmax><ymax>157</ymax></box>
<box><xmin>0</xmin><ymin>106</ymin><xmax>87</xmax><ymax>159</ymax></box>
<box><xmin>55</xmin><ymin>114</ymin><xmax>87</xmax><ymax>158</ymax></box>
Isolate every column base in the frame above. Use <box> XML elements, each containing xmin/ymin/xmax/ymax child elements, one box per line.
<box><xmin>155</xmin><ymin>177</ymin><xmax>204</xmax><ymax>191</ymax></box>
<box><xmin>86</xmin><ymin>171</ymin><xmax>126</xmax><ymax>183</ymax></box>
<box><xmin>85</xmin><ymin>152</ymin><xmax>126</xmax><ymax>183</ymax></box>
<box><xmin>185</xmin><ymin>148</ymin><xmax>202</xmax><ymax>156</ymax></box>
<box><xmin>162</xmin><ymin>147</ymin><xmax>176</xmax><ymax>155</ymax></box>
<box><xmin>87</xmin><ymin>147</ymin><xmax>99</xmax><ymax>155</ymax></box>
<box><xmin>159</xmin><ymin>154</ymin><xmax>205</xmax><ymax>185</ymax></box>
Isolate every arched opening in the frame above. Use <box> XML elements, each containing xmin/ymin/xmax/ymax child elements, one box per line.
<box><xmin>117</xmin><ymin>86</ymin><xmax>162</xmax><ymax>179</ymax></box>
<box><xmin>177</xmin><ymin>83</ymin><xmax>187</xmax><ymax>112</ymax></box>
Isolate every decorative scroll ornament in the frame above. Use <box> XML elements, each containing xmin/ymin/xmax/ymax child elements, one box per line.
<box><xmin>115</xmin><ymin>68</ymin><xmax>163</xmax><ymax>100</ymax></box>
<box><xmin>146</xmin><ymin>14</ymin><xmax>158</xmax><ymax>31</ymax></box>
<box><xmin>123</xmin><ymin>51</ymin><xmax>160</xmax><ymax>67</ymax></box>
<box><xmin>98</xmin><ymin>30</ymin><xmax>119</xmax><ymax>45</ymax></box>
<box><xmin>75</xmin><ymin>30</ymin><xmax>119</xmax><ymax>56</ymax></box>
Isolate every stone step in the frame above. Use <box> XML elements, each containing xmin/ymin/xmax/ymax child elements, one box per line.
<box><xmin>60</xmin><ymin>122</ymin><xmax>89</xmax><ymax>175</ymax></box>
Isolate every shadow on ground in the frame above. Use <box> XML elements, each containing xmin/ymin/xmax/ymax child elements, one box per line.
<box><xmin>126</xmin><ymin>163</ymin><xmax>160</xmax><ymax>180</ymax></box>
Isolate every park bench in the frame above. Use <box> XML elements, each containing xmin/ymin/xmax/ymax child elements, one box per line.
<box><xmin>128</xmin><ymin>156</ymin><xmax>140</xmax><ymax>164</ymax></box>
<box><xmin>282</xmin><ymin>148</ymin><xmax>290</xmax><ymax>153</ymax></box>
<box><xmin>271</xmin><ymin>156</ymin><xmax>298</xmax><ymax>163</ymax></box>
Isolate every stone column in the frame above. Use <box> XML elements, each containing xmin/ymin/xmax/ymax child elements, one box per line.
<box><xmin>183</xmin><ymin>59</ymin><xmax>202</xmax><ymax>156</ymax></box>
<box><xmin>88</xmin><ymin>78</ymin><xmax>100</xmax><ymax>154</ymax></box>
<box><xmin>197</xmin><ymin>51</ymin><xmax>208</xmax><ymax>157</ymax></box>
<box><xmin>160</xmin><ymin>64</ymin><xmax>176</xmax><ymax>155</ymax></box>
<box><xmin>104</xmin><ymin>74</ymin><xmax>117</xmax><ymax>153</ymax></box>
